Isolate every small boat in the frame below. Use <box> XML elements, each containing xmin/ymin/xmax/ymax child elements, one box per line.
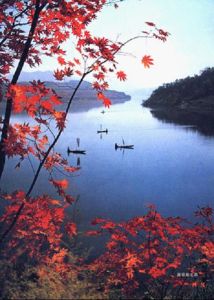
<box><xmin>97</xmin><ymin>129</ymin><xmax>108</xmax><ymax>134</ymax></box>
<box><xmin>115</xmin><ymin>143</ymin><xmax>134</xmax><ymax>150</ymax></box>
<box><xmin>67</xmin><ymin>147</ymin><xmax>86</xmax><ymax>155</ymax></box>
<box><xmin>115</xmin><ymin>138</ymin><xmax>134</xmax><ymax>150</ymax></box>
<box><xmin>97</xmin><ymin>124</ymin><xmax>108</xmax><ymax>134</ymax></box>
<box><xmin>67</xmin><ymin>138</ymin><xmax>86</xmax><ymax>155</ymax></box>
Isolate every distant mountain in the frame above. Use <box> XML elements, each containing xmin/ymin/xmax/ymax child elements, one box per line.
<box><xmin>8</xmin><ymin>71</ymin><xmax>57</xmax><ymax>82</ymax></box>
<box><xmin>42</xmin><ymin>80</ymin><xmax>131</xmax><ymax>111</ymax></box>
<box><xmin>143</xmin><ymin>67</ymin><xmax>214</xmax><ymax>113</ymax></box>
<box><xmin>2</xmin><ymin>72</ymin><xmax>131</xmax><ymax>113</ymax></box>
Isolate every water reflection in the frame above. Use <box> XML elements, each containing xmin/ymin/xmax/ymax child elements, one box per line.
<box><xmin>67</xmin><ymin>138</ymin><xmax>86</xmax><ymax>166</ymax></box>
<box><xmin>150</xmin><ymin>108</ymin><xmax>214</xmax><ymax>137</ymax></box>
<box><xmin>114</xmin><ymin>145</ymin><xmax>134</xmax><ymax>155</ymax></box>
<box><xmin>97</xmin><ymin>125</ymin><xmax>108</xmax><ymax>140</ymax></box>
<box><xmin>1</xmin><ymin>97</ymin><xmax>214</xmax><ymax>234</ymax></box>
<box><xmin>114</xmin><ymin>137</ymin><xmax>134</xmax><ymax>152</ymax></box>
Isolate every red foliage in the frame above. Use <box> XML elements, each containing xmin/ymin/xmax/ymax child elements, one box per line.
<box><xmin>145</xmin><ymin>21</ymin><xmax>156</xmax><ymax>27</ymax></box>
<box><xmin>0</xmin><ymin>0</ymin><xmax>171</xmax><ymax>284</ymax></box>
<box><xmin>142</xmin><ymin>55</ymin><xmax>154</xmax><ymax>68</ymax></box>
<box><xmin>8</xmin><ymin>82</ymin><xmax>62</xmax><ymax>116</ymax></box>
<box><xmin>88</xmin><ymin>206</ymin><xmax>214</xmax><ymax>296</ymax></box>
<box><xmin>0</xmin><ymin>193</ymin><xmax>70</xmax><ymax>269</ymax></box>
<box><xmin>65</xmin><ymin>222</ymin><xmax>77</xmax><ymax>237</ymax></box>
<box><xmin>96</xmin><ymin>92</ymin><xmax>112</xmax><ymax>108</ymax></box>
<box><xmin>0</xmin><ymin>4</ymin><xmax>212</xmax><ymax>296</ymax></box>
<box><xmin>116</xmin><ymin>71</ymin><xmax>127</xmax><ymax>81</ymax></box>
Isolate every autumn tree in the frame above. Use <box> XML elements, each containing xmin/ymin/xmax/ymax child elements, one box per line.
<box><xmin>5</xmin><ymin>2</ymin><xmax>206</xmax><ymax>298</ymax></box>
<box><xmin>0</xmin><ymin>2</ymin><xmax>213</xmax><ymax>297</ymax></box>
<box><xmin>0</xmin><ymin>0</ymin><xmax>125</xmax><ymax>178</ymax></box>
<box><xmin>0</xmin><ymin>0</ymin><xmax>168</xmax><ymax>245</ymax></box>
<box><xmin>87</xmin><ymin>205</ymin><xmax>214</xmax><ymax>298</ymax></box>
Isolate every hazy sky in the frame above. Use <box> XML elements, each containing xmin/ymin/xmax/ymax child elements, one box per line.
<box><xmin>24</xmin><ymin>0</ymin><xmax>214</xmax><ymax>91</ymax></box>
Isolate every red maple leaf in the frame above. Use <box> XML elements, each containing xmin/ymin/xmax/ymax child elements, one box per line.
<box><xmin>116</xmin><ymin>71</ymin><xmax>127</xmax><ymax>81</ymax></box>
<box><xmin>54</xmin><ymin>69</ymin><xmax>64</xmax><ymax>81</ymax></box>
<box><xmin>145</xmin><ymin>21</ymin><xmax>156</xmax><ymax>27</ymax></box>
<box><xmin>57</xmin><ymin>56</ymin><xmax>66</xmax><ymax>65</ymax></box>
<box><xmin>65</xmin><ymin>222</ymin><xmax>77</xmax><ymax>237</ymax></box>
<box><xmin>91</xmin><ymin>218</ymin><xmax>106</xmax><ymax>225</ymax></box>
<box><xmin>94</xmin><ymin>72</ymin><xmax>105</xmax><ymax>81</ymax></box>
<box><xmin>51</xmin><ymin>179</ymin><xmax>69</xmax><ymax>190</ymax></box>
<box><xmin>97</xmin><ymin>92</ymin><xmax>104</xmax><ymax>100</ymax></box>
<box><xmin>96</xmin><ymin>92</ymin><xmax>111</xmax><ymax>108</ymax></box>
<box><xmin>74</xmin><ymin>58</ymin><xmax>81</xmax><ymax>65</ymax></box>
<box><xmin>141</xmin><ymin>55</ymin><xmax>154</xmax><ymax>68</ymax></box>
<box><xmin>103</xmin><ymin>96</ymin><xmax>111</xmax><ymax>108</ymax></box>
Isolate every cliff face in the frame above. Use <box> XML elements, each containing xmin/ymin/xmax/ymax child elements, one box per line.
<box><xmin>143</xmin><ymin>67</ymin><xmax>214</xmax><ymax>113</ymax></box>
<box><xmin>0</xmin><ymin>80</ymin><xmax>131</xmax><ymax>114</ymax></box>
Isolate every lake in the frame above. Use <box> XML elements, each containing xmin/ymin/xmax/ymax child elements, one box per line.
<box><xmin>1</xmin><ymin>93</ymin><xmax>214</xmax><ymax>240</ymax></box>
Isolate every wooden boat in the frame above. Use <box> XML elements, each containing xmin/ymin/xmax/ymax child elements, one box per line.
<box><xmin>67</xmin><ymin>147</ymin><xmax>86</xmax><ymax>155</ymax></box>
<box><xmin>67</xmin><ymin>138</ymin><xmax>86</xmax><ymax>155</ymax></box>
<box><xmin>115</xmin><ymin>138</ymin><xmax>134</xmax><ymax>150</ymax></box>
<box><xmin>115</xmin><ymin>143</ymin><xmax>134</xmax><ymax>150</ymax></box>
<box><xmin>97</xmin><ymin>125</ymin><xmax>108</xmax><ymax>134</ymax></box>
<box><xmin>97</xmin><ymin>129</ymin><xmax>108</xmax><ymax>134</ymax></box>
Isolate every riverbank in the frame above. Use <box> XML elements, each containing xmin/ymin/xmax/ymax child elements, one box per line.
<box><xmin>143</xmin><ymin>95</ymin><xmax>214</xmax><ymax>116</ymax></box>
<box><xmin>143</xmin><ymin>67</ymin><xmax>214</xmax><ymax>114</ymax></box>
<box><xmin>142</xmin><ymin>67</ymin><xmax>214</xmax><ymax>135</ymax></box>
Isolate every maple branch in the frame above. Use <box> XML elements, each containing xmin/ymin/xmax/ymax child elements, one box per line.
<box><xmin>87</xmin><ymin>34</ymin><xmax>150</xmax><ymax>73</ymax></box>
<box><xmin>0</xmin><ymin>36</ymin><xmax>151</xmax><ymax>239</ymax></box>
<box><xmin>27</xmin><ymin>154</ymin><xmax>36</xmax><ymax>175</ymax></box>
<box><xmin>105</xmin><ymin>0</ymin><xmax>125</xmax><ymax>5</ymax></box>
<box><xmin>26</xmin><ymin>74</ymin><xmax>87</xmax><ymax>197</ymax></box>
<box><xmin>0</xmin><ymin>73</ymin><xmax>87</xmax><ymax>243</ymax></box>
<box><xmin>52</xmin><ymin>166</ymin><xmax>77</xmax><ymax>178</ymax></box>
<box><xmin>0</xmin><ymin>4</ymin><xmax>30</xmax><ymax>48</ymax></box>
<box><xmin>0</xmin><ymin>26</ymin><xmax>165</xmax><ymax>243</ymax></box>
<box><xmin>0</xmin><ymin>202</ymin><xmax>25</xmax><ymax>243</ymax></box>
<box><xmin>0</xmin><ymin>0</ymin><xmax>45</xmax><ymax>180</ymax></box>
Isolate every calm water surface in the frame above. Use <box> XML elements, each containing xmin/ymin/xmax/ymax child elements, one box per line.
<box><xmin>2</xmin><ymin>95</ymin><xmax>214</xmax><ymax>233</ymax></box>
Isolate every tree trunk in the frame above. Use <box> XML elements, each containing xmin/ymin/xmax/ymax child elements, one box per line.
<box><xmin>0</xmin><ymin>0</ymin><xmax>43</xmax><ymax>180</ymax></box>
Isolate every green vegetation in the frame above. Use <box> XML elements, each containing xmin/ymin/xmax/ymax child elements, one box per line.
<box><xmin>1</xmin><ymin>260</ymin><xmax>213</xmax><ymax>300</ymax></box>
<box><xmin>143</xmin><ymin>67</ymin><xmax>214</xmax><ymax>112</ymax></box>
<box><xmin>0</xmin><ymin>260</ymin><xmax>106</xmax><ymax>300</ymax></box>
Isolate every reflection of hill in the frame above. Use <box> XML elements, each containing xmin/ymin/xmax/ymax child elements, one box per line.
<box><xmin>143</xmin><ymin>68</ymin><xmax>214</xmax><ymax>137</ymax></box>
<box><xmin>151</xmin><ymin>108</ymin><xmax>214</xmax><ymax>137</ymax></box>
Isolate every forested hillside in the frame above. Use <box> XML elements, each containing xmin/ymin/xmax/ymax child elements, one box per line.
<box><xmin>143</xmin><ymin>67</ymin><xmax>214</xmax><ymax>111</ymax></box>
